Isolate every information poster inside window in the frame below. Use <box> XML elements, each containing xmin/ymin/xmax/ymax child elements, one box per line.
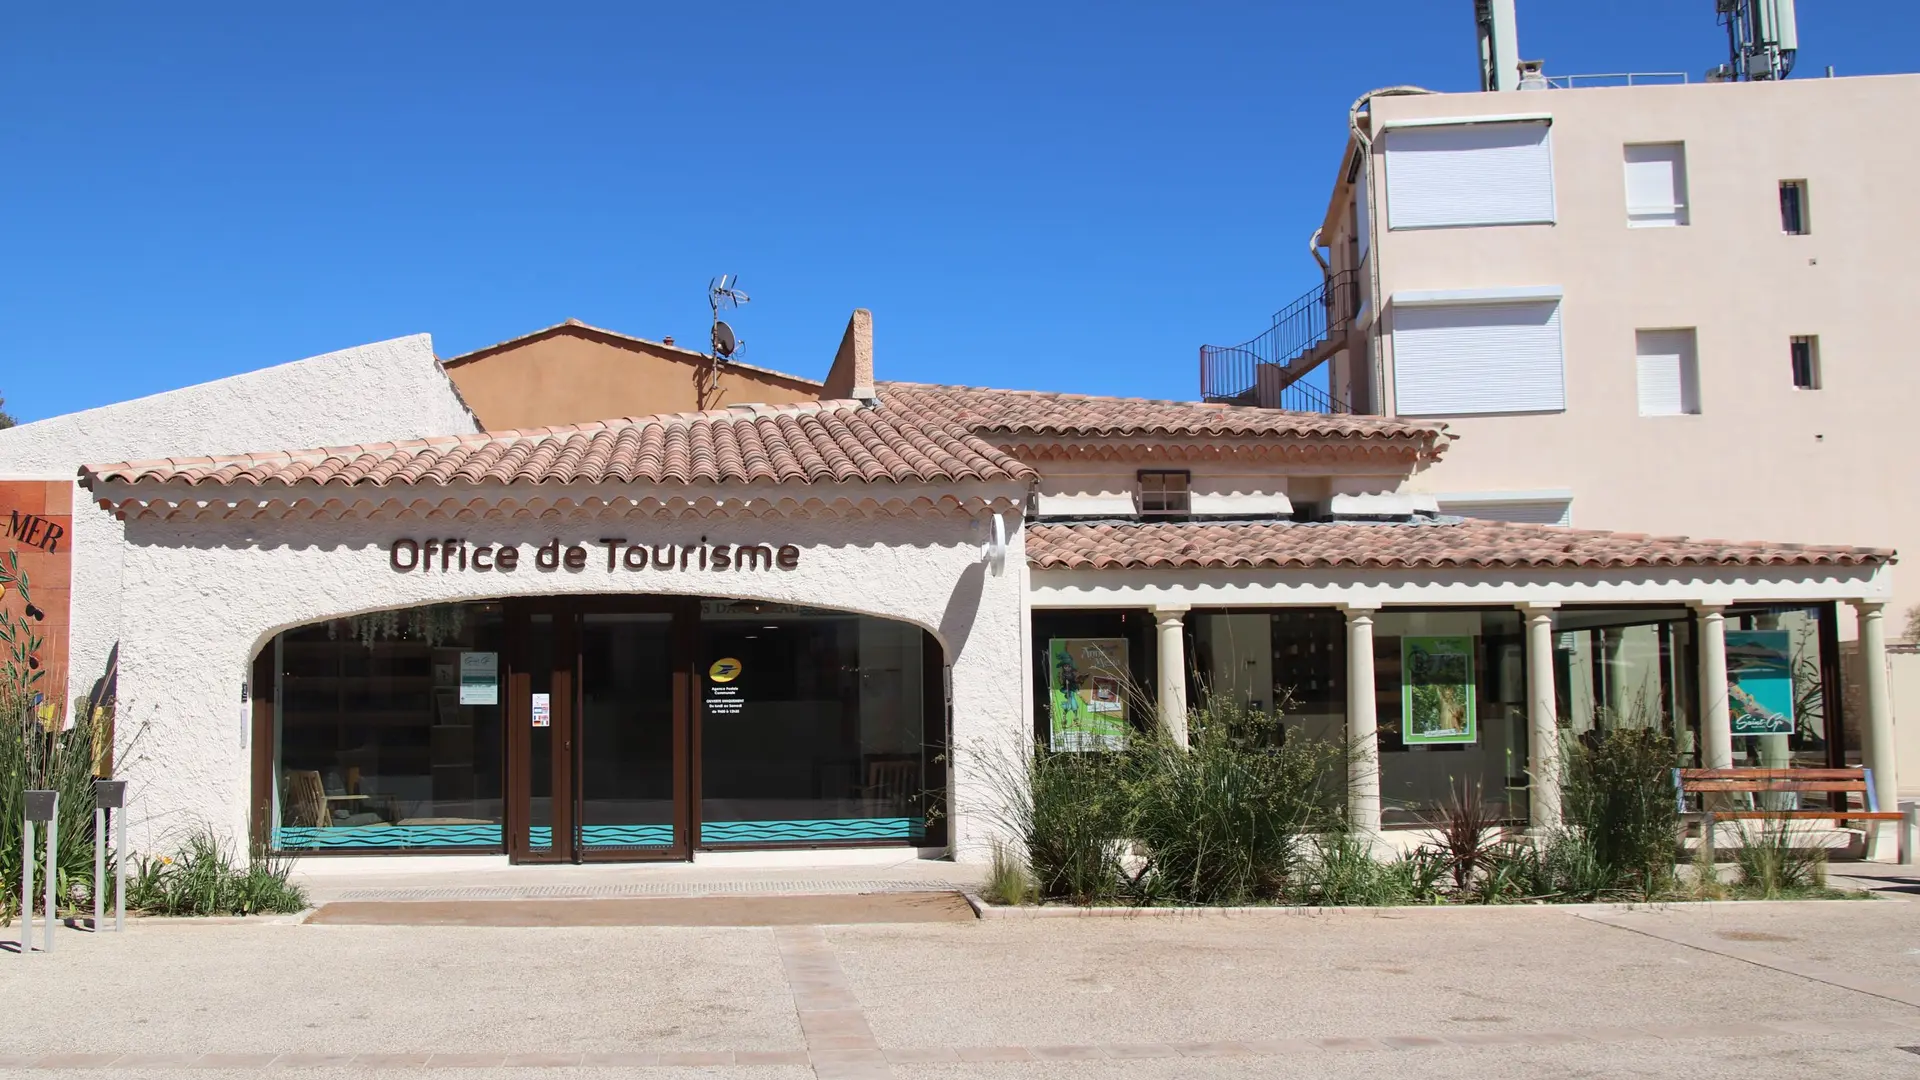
<box><xmin>1726</xmin><ymin>630</ymin><xmax>1794</xmax><ymax>736</ymax></box>
<box><xmin>457</xmin><ymin>651</ymin><xmax>498</xmax><ymax>705</ymax></box>
<box><xmin>1401</xmin><ymin>636</ymin><xmax>1477</xmax><ymax>745</ymax></box>
<box><xmin>1048</xmin><ymin>638</ymin><xmax>1130</xmax><ymax>752</ymax></box>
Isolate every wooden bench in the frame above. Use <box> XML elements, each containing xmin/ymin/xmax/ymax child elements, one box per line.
<box><xmin>1674</xmin><ymin>767</ymin><xmax>1902</xmax><ymax>852</ymax></box>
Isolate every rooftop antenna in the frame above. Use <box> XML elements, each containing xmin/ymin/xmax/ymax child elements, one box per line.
<box><xmin>1474</xmin><ymin>0</ymin><xmax>1521</xmax><ymax>92</ymax></box>
<box><xmin>701</xmin><ymin>275</ymin><xmax>750</xmax><ymax>407</ymax></box>
<box><xmin>1709</xmin><ymin>0</ymin><xmax>1798</xmax><ymax>82</ymax></box>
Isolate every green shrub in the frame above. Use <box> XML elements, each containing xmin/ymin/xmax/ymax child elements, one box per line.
<box><xmin>1562</xmin><ymin>727</ymin><xmax>1680</xmax><ymax>897</ymax></box>
<box><xmin>1024</xmin><ymin>746</ymin><xmax>1129</xmax><ymax>903</ymax></box>
<box><xmin>126</xmin><ymin>829</ymin><xmax>307</xmax><ymax>916</ymax></box>
<box><xmin>980</xmin><ymin>840</ymin><xmax>1036</xmax><ymax>906</ymax></box>
<box><xmin>1732</xmin><ymin>820</ymin><xmax>1827</xmax><ymax>898</ymax></box>
<box><xmin>1125</xmin><ymin>705</ymin><xmax>1344</xmax><ymax>905</ymax></box>
<box><xmin>1</xmin><ymin>692</ymin><xmax>108</xmax><ymax>922</ymax></box>
<box><xmin>1536</xmin><ymin>829</ymin><xmax>1617</xmax><ymax>902</ymax></box>
<box><xmin>1380</xmin><ymin>846</ymin><xmax>1449</xmax><ymax>904</ymax></box>
<box><xmin>1298</xmin><ymin>832</ymin><xmax>1437</xmax><ymax>906</ymax></box>
<box><xmin>1472</xmin><ymin>839</ymin><xmax>1543</xmax><ymax>903</ymax></box>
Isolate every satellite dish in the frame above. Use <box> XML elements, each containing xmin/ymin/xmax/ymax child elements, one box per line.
<box><xmin>712</xmin><ymin>321</ymin><xmax>738</xmax><ymax>358</ymax></box>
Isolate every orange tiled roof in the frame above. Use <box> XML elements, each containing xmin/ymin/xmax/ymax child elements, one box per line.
<box><xmin>80</xmin><ymin>400</ymin><xmax>1033</xmax><ymax>489</ymax></box>
<box><xmin>880</xmin><ymin>382</ymin><xmax>1445</xmax><ymax>446</ymax></box>
<box><xmin>1026</xmin><ymin>520</ymin><xmax>1893</xmax><ymax>571</ymax></box>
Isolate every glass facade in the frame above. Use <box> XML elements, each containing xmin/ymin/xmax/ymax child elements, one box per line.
<box><xmin>275</xmin><ymin>602</ymin><xmax>506</xmax><ymax>850</ymax></box>
<box><xmin>699</xmin><ymin>602</ymin><xmax>931</xmax><ymax>844</ymax></box>
<box><xmin>578</xmin><ymin>613</ymin><xmax>676</xmax><ymax>850</ymax></box>
<box><xmin>1181</xmin><ymin>603</ymin><xmax>1847</xmax><ymax>828</ymax></box>
<box><xmin>1726</xmin><ymin>604</ymin><xmax>1846</xmax><ymax>816</ymax></box>
<box><xmin>1372</xmin><ymin>610</ymin><xmax>1529</xmax><ymax>824</ymax></box>
<box><xmin>1553</xmin><ymin>607</ymin><xmax>1698</xmax><ymax>761</ymax></box>
<box><xmin>268</xmin><ymin>598</ymin><xmax>940</xmax><ymax>856</ymax></box>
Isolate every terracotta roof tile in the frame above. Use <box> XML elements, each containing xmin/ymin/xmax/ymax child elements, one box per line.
<box><xmin>880</xmin><ymin>382</ymin><xmax>1445</xmax><ymax>446</ymax></box>
<box><xmin>1025</xmin><ymin>520</ymin><xmax>1894</xmax><ymax>571</ymax></box>
<box><xmin>81</xmin><ymin>400</ymin><xmax>1034</xmax><ymax>489</ymax></box>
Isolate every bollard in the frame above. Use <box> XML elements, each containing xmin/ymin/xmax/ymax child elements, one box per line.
<box><xmin>16</xmin><ymin>814</ymin><xmax>28</xmax><ymax>956</ymax></box>
<box><xmin>93</xmin><ymin>781</ymin><xmax>128</xmax><ymax>932</ymax></box>
<box><xmin>23</xmin><ymin>790</ymin><xmax>58</xmax><ymax>954</ymax></box>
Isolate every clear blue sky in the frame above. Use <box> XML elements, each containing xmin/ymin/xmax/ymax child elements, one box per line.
<box><xmin>2</xmin><ymin>2</ymin><xmax>1913</xmax><ymax>422</ymax></box>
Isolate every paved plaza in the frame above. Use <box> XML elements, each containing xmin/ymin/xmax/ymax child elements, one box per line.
<box><xmin>4</xmin><ymin>865</ymin><xmax>1920</xmax><ymax>1078</ymax></box>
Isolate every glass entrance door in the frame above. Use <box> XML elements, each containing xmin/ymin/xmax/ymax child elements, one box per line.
<box><xmin>507</xmin><ymin>603</ymin><xmax>690</xmax><ymax>862</ymax></box>
<box><xmin>575</xmin><ymin>613</ymin><xmax>686</xmax><ymax>859</ymax></box>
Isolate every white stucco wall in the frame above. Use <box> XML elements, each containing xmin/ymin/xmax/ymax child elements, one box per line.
<box><xmin>0</xmin><ymin>334</ymin><xmax>478</xmax><ymax>714</ymax></box>
<box><xmin>110</xmin><ymin>506</ymin><xmax>1028</xmax><ymax>861</ymax></box>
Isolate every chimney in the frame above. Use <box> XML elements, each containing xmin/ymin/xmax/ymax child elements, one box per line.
<box><xmin>663</xmin><ymin>336</ymin><xmax>675</xmax><ymax>347</ymax></box>
<box><xmin>1517</xmin><ymin>59</ymin><xmax>1549</xmax><ymax>90</ymax></box>
<box><xmin>822</xmin><ymin>309</ymin><xmax>875</xmax><ymax>403</ymax></box>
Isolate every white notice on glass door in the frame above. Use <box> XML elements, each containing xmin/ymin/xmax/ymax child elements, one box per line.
<box><xmin>531</xmin><ymin>692</ymin><xmax>551</xmax><ymax>728</ymax></box>
<box><xmin>458</xmin><ymin>651</ymin><xmax>499</xmax><ymax>705</ymax></box>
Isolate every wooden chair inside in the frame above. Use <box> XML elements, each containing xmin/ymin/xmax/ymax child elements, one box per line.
<box><xmin>284</xmin><ymin>769</ymin><xmax>330</xmax><ymax>828</ymax></box>
<box><xmin>860</xmin><ymin>757</ymin><xmax>920</xmax><ymax>815</ymax></box>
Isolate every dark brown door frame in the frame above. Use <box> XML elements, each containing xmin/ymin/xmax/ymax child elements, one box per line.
<box><xmin>504</xmin><ymin>603</ymin><xmax>576</xmax><ymax>863</ymax></box>
<box><xmin>248</xmin><ymin>648</ymin><xmax>276</xmax><ymax>850</ymax></box>
<box><xmin>506</xmin><ymin>596</ymin><xmax>693</xmax><ymax>864</ymax></box>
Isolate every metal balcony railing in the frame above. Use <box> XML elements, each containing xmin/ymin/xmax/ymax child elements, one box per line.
<box><xmin>1542</xmin><ymin>71</ymin><xmax>1689</xmax><ymax>89</ymax></box>
<box><xmin>1199</xmin><ymin>269</ymin><xmax>1360</xmax><ymax>413</ymax></box>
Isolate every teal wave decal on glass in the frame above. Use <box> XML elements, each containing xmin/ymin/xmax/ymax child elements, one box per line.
<box><xmin>276</xmin><ymin>824</ymin><xmax>503</xmax><ymax>850</ymax></box>
<box><xmin>527</xmin><ymin>826</ymin><xmax>553</xmax><ymax>848</ymax></box>
<box><xmin>699</xmin><ymin>817</ymin><xmax>927</xmax><ymax>844</ymax></box>
<box><xmin>580</xmin><ymin>824</ymin><xmax>675</xmax><ymax>847</ymax></box>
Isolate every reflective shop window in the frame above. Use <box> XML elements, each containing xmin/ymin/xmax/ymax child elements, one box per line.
<box><xmin>1553</xmin><ymin>607</ymin><xmax>1698</xmax><ymax>763</ymax></box>
<box><xmin>1724</xmin><ymin>604</ymin><xmax>1843</xmax><ymax>776</ymax></box>
<box><xmin>1371</xmin><ymin>610</ymin><xmax>1529</xmax><ymax>826</ymax></box>
<box><xmin>274</xmin><ymin>603</ymin><xmax>505</xmax><ymax>851</ymax></box>
<box><xmin>698</xmin><ymin>602</ymin><xmax>933</xmax><ymax>844</ymax></box>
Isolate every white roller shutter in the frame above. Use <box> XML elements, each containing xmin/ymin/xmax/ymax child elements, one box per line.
<box><xmin>1634</xmin><ymin>328</ymin><xmax>1699</xmax><ymax>416</ymax></box>
<box><xmin>1623</xmin><ymin>143</ymin><xmax>1689</xmax><ymax>227</ymax></box>
<box><xmin>1384</xmin><ymin>121</ymin><xmax>1555</xmax><ymax>229</ymax></box>
<box><xmin>1440</xmin><ymin>499</ymin><xmax>1573</xmax><ymax>527</ymax></box>
<box><xmin>1391</xmin><ymin>299</ymin><xmax>1565</xmax><ymax>416</ymax></box>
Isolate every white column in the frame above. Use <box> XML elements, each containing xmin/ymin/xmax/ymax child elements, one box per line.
<box><xmin>1153</xmin><ymin>606</ymin><xmax>1189</xmax><ymax>747</ymax></box>
<box><xmin>1695</xmin><ymin>604</ymin><xmax>1733</xmax><ymax>770</ymax></box>
<box><xmin>1855</xmin><ymin>601</ymin><xmax>1900</xmax><ymax>858</ymax></box>
<box><xmin>1344</xmin><ymin>606</ymin><xmax>1381</xmax><ymax>836</ymax></box>
<box><xmin>1520</xmin><ymin>602</ymin><xmax>1561</xmax><ymax>831</ymax></box>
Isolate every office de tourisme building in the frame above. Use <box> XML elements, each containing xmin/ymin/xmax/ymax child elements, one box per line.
<box><xmin>0</xmin><ymin>314</ymin><xmax>1899</xmax><ymax>866</ymax></box>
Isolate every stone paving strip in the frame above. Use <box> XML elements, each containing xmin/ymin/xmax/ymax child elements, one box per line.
<box><xmin>5</xmin><ymin>1018</ymin><xmax>1920</xmax><ymax>1070</ymax></box>
<box><xmin>332</xmin><ymin>880</ymin><xmax>971</xmax><ymax>903</ymax></box>
<box><xmin>774</xmin><ymin>924</ymin><xmax>892</xmax><ymax>1080</ymax></box>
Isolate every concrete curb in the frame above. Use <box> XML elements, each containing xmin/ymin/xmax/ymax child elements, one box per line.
<box><xmin>966</xmin><ymin>895</ymin><xmax>1883</xmax><ymax>919</ymax></box>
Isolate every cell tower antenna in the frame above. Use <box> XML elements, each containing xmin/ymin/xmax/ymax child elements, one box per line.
<box><xmin>1709</xmin><ymin>0</ymin><xmax>1799</xmax><ymax>82</ymax></box>
<box><xmin>700</xmin><ymin>275</ymin><xmax>751</xmax><ymax>407</ymax></box>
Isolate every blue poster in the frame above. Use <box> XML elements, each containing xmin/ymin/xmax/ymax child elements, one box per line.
<box><xmin>1726</xmin><ymin>630</ymin><xmax>1793</xmax><ymax>736</ymax></box>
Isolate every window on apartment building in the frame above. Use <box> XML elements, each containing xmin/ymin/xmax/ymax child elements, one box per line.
<box><xmin>1136</xmin><ymin>471</ymin><xmax>1191</xmax><ymax>517</ymax></box>
<box><xmin>1790</xmin><ymin>336</ymin><xmax>1821</xmax><ymax>390</ymax></box>
<box><xmin>1635</xmin><ymin>329</ymin><xmax>1701</xmax><ymax>416</ymax></box>
<box><xmin>1391</xmin><ymin>295</ymin><xmax>1567</xmax><ymax>416</ymax></box>
<box><xmin>1382</xmin><ymin>119</ymin><xmax>1555</xmax><ymax>229</ymax></box>
<box><xmin>1779</xmin><ymin>180</ymin><xmax>1810</xmax><ymax>235</ymax></box>
<box><xmin>1624</xmin><ymin>143</ymin><xmax>1689</xmax><ymax>227</ymax></box>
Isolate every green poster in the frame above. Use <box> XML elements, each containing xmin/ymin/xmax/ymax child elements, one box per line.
<box><xmin>1048</xmin><ymin>638</ymin><xmax>1130</xmax><ymax>752</ymax></box>
<box><xmin>1402</xmin><ymin>635</ymin><xmax>1477</xmax><ymax>745</ymax></box>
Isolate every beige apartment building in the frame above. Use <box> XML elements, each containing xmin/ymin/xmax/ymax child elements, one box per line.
<box><xmin>1214</xmin><ymin>71</ymin><xmax>1920</xmax><ymax>785</ymax></box>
